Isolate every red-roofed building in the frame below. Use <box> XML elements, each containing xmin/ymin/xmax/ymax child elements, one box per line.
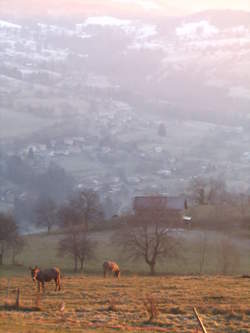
<box><xmin>133</xmin><ymin>196</ymin><xmax>188</xmax><ymax>212</ymax></box>
<box><xmin>133</xmin><ymin>195</ymin><xmax>190</xmax><ymax>225</ymax></box>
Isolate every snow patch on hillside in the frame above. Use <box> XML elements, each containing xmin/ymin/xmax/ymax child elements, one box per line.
<box><xmin>187</xmin><ymin>37</ymin><xmax>250</xmax><ymax>49</ymax></box>
<box><xmin>0</xmin><ymin>20</ymin><xmax>21</xmax><ymax>29</ymax></box>
<box><xmin>176</xmin><ymin>20</ymin><xmax>219</xmax><ymax>39</ymax></box>
<box><xmin>229</xmin><ymin>86</ymin><xmax>250</xmax><ymax>100</ymax></box>
<box><xmin>83</xmin><ymin>16</ymin><xmax>131</xmax><ymax>27</ymax></box>
<box><xmin>136</xmin><ymin>24</ymin><xmax>157</xmax><ymax>39</ymax></box>
<box><xmin>37</xmin><ymin>23</ymin><xmax>74</xmax><ymax>36</ymax></box>
<box><xmin>79</xmin><ymin>16</ymin><xmax>157</xmax><ymax>41</ymax></box>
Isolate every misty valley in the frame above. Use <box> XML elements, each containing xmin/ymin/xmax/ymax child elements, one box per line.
<box><xmin>1</xmin><ymin>10</ymin><xmax>250</xmax><ymax>229</ymax></box>
<box><xmin>1</xmin><ymin>2</ymin><xmax>250</xmax><ymax>333</ymax></box>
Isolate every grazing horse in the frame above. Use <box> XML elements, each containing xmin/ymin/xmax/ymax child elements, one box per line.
<box><xmin>103</xmin><ymin>261</ymin><xmax>120</xmax><ymax>279</ymax></box>
<box><xmin>29</xmin><ymin>266</ymin><xmax>61</xmax><ymax>293</ymax></box>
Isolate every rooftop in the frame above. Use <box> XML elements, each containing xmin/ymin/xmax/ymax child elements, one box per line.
<box><xmin>133</xmin><ymin>195</ymin><xmax>188</xmax><ymax>211</ymax></box>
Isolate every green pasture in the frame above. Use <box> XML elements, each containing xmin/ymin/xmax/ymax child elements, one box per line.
<box><xmin>0</xmin><ymin>229</ymin><xmax>249</xmax><ymax>278</ymax></box>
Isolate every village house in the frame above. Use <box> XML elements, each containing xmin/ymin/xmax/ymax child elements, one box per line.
<box><xmin>133</xmin><ymin>195</ymin><xmax>190</xmax><ymax>225</ymax></box>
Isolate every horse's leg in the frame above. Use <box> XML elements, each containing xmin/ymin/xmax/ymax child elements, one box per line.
<box><xmin>42</xmin><ymin>282</ymin><xmax>45</xmax><ymax>294</ymax></box>
<box><xmin>54</xmin><ymin>278</ymin><xmax>57</xmax><ymax>291</ymax></box>
<box><xmin>37</xmin><ymin>281</ymin><xmax>40</xmax><ymax>293</ymax></box>
<box><xmin>58</xmin><ymin>278</ymin><xmax>61</xmax><ymax>291</ymax></box>
<box><xmin>104</xmin><ymin>269</ymin><xmax>106</xmax><ymax>278</ymax></box>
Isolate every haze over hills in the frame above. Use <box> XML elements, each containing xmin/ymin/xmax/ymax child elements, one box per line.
<box><xmin>1</xmin><ymin>8</ymin><xmax>250</xmax><ymax>123</ymax></box>
<box><xmin>2</xmin><ymin>0</ymin><xmax>250</xmax><ymax>19</ymax></box>
<box><xmin>0</xmin><ymin>0</ymin><xmax>186</xmax><ymax>18</ymax></box>
<box><xmin>1</xmin><ymin>3</ymin><xmax>250</xmax><ymax>228</ymax></box>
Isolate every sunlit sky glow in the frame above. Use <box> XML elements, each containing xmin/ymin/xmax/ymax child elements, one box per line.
<box><xmin>1</xmin><ymin>0</ymin><xmax>250</xmax><ymax>18</ymax></box>
<box><xmin>112</xmin><ymin>0</ymin><xmax>250</xmax><ymax>12</ymax></box>
<box><xmin>165</xmin><ymin>0</ymin><xmax>250</xmax><ymax>12</ymax></box>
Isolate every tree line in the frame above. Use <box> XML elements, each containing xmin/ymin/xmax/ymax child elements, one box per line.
<box><xmin>1</xmin><ymin>176</ymin><xmax>250</xmax><ymax>275</ymax></box>
<box><xmin>0</xmin><ymin>187</ymin><xmax>181</xmax><ymax>274</ymax></box>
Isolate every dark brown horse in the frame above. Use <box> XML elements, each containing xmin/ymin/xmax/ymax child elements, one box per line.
<box><xmin>29</xmin><ymin>266</ymin><xmax>61</xmax><ymax>292</ymax></box>
<box><xmin>103</xmin><ymin>261</ymin><xmax>120</xmax><ymax>278</ymax></box>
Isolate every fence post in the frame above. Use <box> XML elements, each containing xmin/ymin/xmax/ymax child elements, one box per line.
<box><xmin>193</xmin><ymin>307</ymin><xmax>208</xmax><ymax>333</ymax></box>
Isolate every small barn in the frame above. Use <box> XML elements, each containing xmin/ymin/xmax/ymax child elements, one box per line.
<box><xmin>133</xmin><ymin>195</ymin><xmax>190</xmax><ymax>225</ymax></box>
<box><xmin>133</xmin><ymin>195</ymin><xmax>188</xmax><ymax>212</ymax></box>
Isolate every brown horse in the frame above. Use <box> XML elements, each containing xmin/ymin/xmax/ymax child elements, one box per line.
<box><xmin>29</xmin><ymin>266</ymin><xmax>61</xmax><ymax>293</ymax></box>
<box><xmin>103</xmin><ymin>261</ymin><xmax>120</xmax><ymax>278</ymax></box>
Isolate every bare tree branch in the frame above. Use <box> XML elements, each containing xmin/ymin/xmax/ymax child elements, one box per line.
<box><xmin>115</xmin><ymin>209</ymin><xmax>181</xmax><ymax>275</ymax></box>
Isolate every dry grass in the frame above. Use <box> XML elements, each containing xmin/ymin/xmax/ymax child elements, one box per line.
<box><xmin>143</xmin><ymin>295</ymin><xmax>159</xmax><ymax>322</ymax></box>
<box><xmin>0</xmin><ymin>275</ymin><xmax>249</xmax><ymax>333</ymax></box>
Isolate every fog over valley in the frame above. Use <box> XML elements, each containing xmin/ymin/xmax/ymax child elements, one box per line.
<box><xmin>1</xmin><ymin>1</ymin><xmax>250</xmax><ymax>230</ymax></box>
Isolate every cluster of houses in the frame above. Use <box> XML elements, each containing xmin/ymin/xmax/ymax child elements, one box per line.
<box><xmin>19</xmin><ymin>136</ymin><xmax>87</xmax><ymax>160</ymax></box>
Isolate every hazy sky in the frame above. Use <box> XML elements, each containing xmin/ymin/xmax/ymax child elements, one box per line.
<box><xmin>113</xmin><ymin>0</ymin><xmax>250</xmax><ymax>14</ymax></box>
<box><xmin>166</xmin><ymin>0</ymin><xmax>250</xmax><ymax>12</ymax></box>
<box><xmin>1</xmin><ymin>0</ymin><xmax>250</xmax><ymax>18</ymax></box>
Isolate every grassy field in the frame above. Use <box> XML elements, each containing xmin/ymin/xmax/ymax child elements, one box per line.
<box><xmin>0</xmin><ymin>275</ymin><xmax>249</xmax><ymax>333</ymax></box>
<box><xmin>0</xmin><ymin>231</ymin><xmax>250</xmax><ymax>332</ymax></box>
<box><xmin>0</xmin><ymin>108</ymin><xmax>52</xmax><ymax>139</ymax></box>
<box><xmin>1</xmin><ymin>228</ymin><xmax>250</xmax><ymax>279</ymax></box>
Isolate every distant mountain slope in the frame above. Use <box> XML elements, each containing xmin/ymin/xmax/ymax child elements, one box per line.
<box><xmin>1</xmin><ymin>7</ymin><xmax>250</xmax><ymax>213</ymax></box>
<box><xmin>0</xmin><ymin>9</ymin><xmax>249</xmax><ymax>125</ymax></box>
<box><xmin>0</xmin><ymin>0</ymin><xmax>185</xmax><ymax>19</ymax></box>
<box><xmin>188</xmin><ymin>10</ymin><xmax>250</xmax><ymax>29</ymax></box>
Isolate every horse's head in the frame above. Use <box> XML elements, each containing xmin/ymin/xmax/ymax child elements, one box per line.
<box><xmin>115</xmin><ymin>269</ymin><xmax>120</xmax><ymax>279</ymax></box>
<box><xmin>29</xmin><ymin>266</ymin><xmax>39</xmax><ymax>282</ymax></box>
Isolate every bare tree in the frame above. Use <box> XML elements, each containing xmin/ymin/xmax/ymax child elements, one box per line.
<box><xmin>57</xmin><ymin>190</ymin><xmax>101</xmax><ymax>272</ymax></box>
<box><xmin>235</xmin><ymin>193</ymin><xmax>250</xmax><ymax>229</ymax></box>
<box><xmin>69</xmin><ymin>190</ymin><xmax>103</xmax><ymax>231</ymax></box>
<box><xmin>34</xmin><ymin>197</ymin><xmax>58</xmax><ymax>234</ymax></box>
<box><xmin>0</xmin><ymin>212</ymin><xmax>19</xmax><ymax>265</ymax></box>
<box><xmin>58</xmin><ymin>202</ymin><xmax>81</xmax><ymax>272</ymax></box>
<box><xmin>58</xmin><ymin>231</ymin><xmax>95</xmax><ymax>272</ymax></box>
<box><xmin>9</xmin><ymin>236</ymin><xmax>26</xmax><ymax>265</ymax></box>
<box><xmin>188</xmin><ymin>177</ymin><xmax>227</xmax><ymax>206</ymax></box>
<box><xmin>116</xmin><ymin>211</ymin><xmax>180</xmax><ymax>275</ymax></box>
<box><xmin>188</xmin><ymin>177</ymin><xmax>207</xmax><ymax>205</ymax></box>
<box><xmin>198</xmin><ymin>230</ymin><xmax>208</xmax><ymax>275</ymax></box>
<box><xmin>217</xmin><ymin>236</ymin><xmax>240</xmax><ymax>275</ymax></box>
<box><xmin>207</xmin><ymin>178</ymin><xmax>227</xmax><ymax>205</ymax></box>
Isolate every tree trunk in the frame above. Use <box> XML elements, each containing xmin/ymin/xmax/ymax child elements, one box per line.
<box><xmin>0</xmin><ymin>242</ymin><xmax>5</xmax><ymax>266</ymax></box>
<box><xmin>12</xmin><ymin>250</ymin><xmax>16</xmax><ymax>265</ymax></box>
<box><xmin>149</xmin><ymin>262</ymin><xmax>156</xmax><ymax>276</ymax></box>
<box><xmin>199</xmin><ymin>232</ymin><xmax>207</xmax><ymax>275</ymax></box>
<box><xmin>74</xmin><ymin>255</ymin><xmax>78</xmax><ymax>272</ymax></box>
<box><xmin>80</xmin><ymin>259</ymin><xmax>84</xmax><ymax>272</ymax></box>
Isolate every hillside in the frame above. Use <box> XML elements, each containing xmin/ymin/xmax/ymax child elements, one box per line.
<box><xmin>0</xmin><ymin>0</ymin><xmax>186</xmax><ymax>18</ymax></box>
<box><xmin>1</xmin><ymin>9</ymin><xmax>250</xmax><ymax>125</ymax></box>
<box><xmin>1</xmin><ymin>8</ymin><xmax>250</xmax><ymax>217</ymax></box>
<box><xmin>0</xmin><ymin>228</ymin><xmax>250</xmax><ymax>277</ymax></box>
